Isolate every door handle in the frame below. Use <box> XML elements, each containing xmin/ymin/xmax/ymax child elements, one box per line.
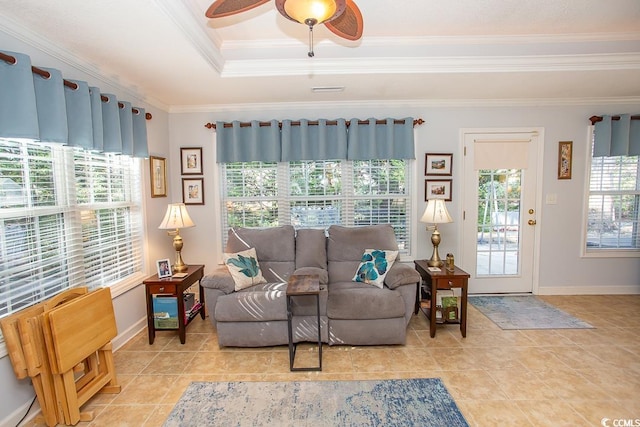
<box><xmin>528</xmin><ymin>219</ymin><xmax>536</xmax><ymax>226</ymax></box>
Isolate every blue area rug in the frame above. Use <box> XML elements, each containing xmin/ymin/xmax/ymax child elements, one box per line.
<box><xmin>469</xmin><ymin>295</ymin><xmax>594</xmax><ymax>330</ymax></box>
<box><xmin>163</xmin><ymin>379</ymin><xmax>468</xmax><ymax>427</ymax></box>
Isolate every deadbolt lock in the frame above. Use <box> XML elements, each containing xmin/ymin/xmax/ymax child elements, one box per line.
<box><xmin>528</xmin><ymin>209</ymin><xmax>535</xmax><ymax>214</ymax></box>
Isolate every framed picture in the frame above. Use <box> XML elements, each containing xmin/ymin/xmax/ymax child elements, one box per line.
<box><xmin>180</xmin><ymin>147</ymin><xmax>203</xmax><ymax>175</ymax></box>
<box><xmin>150</xmin><ymin>156</ymin><xmax>167</xmax><ymax>198</ymax></box>
<box><xmin>182</xmin><ymin>178</ymin><xmax>204</xmax><ymax>205</ymax></box>
<box><xmin>156</xmin><ymin>259</ymin><xmax>172</xmax><ymax>278</ymax></box>
<box><xmin>425</xmin><ymin>153</ymin><xmax>453</xmax><ymax>176</ymax></box>
<box><xmin>425</xmin><ymin>179</ymin><xmax>452</xmax><ymax>201</ymax></box>
<box><xmin>558</xmin><ymin>141</ymin><xmax>572</xmax><ymax>180</ymax></box>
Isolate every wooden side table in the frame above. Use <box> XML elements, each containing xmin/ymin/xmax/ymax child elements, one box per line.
<box><xmin>286</xmin><ymin>274</ymin><xmax>322</xmax><ymax>371</ymax></box>
<box><xmin>414</xmin><ymin>260</ymin><xmax>470</xmax><ymax>338</ymax></box>
<box><xmin>143</xmin><ymin>264</ymin><xmax>205</xmax><ymax>344</ymax></box>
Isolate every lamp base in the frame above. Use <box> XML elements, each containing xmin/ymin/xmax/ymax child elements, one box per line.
<box><xmin>172</xmin><ymin>231</ymin><xmax>188</xmax><ymax>273</ymax></box>
<box><xmin>427</xmin><ymin>228</ymin><xmax>444</xmax><ymax>267</ymax></box>
<box><xmin>173</xmin><ymin>252</ymin><xmax>188</xmax><ymax>273</ymax></box>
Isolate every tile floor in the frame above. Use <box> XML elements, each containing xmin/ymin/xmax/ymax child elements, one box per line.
<box><xmin>25</xmin><ymin>295</ymin><xmax>640</xmax><ymax>427</ymax></box>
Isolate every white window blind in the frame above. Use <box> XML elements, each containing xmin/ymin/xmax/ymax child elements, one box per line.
<box><xmin>586</xmin><ymin>134</ymin><xmax>640</xmax><ymax>251</ymax></box>
<box><xmin>221</xmin><ymin>159</ymin><xmax>412</xmax><ymax>254</ymax></box>
<box><xmin>0</xmin><ymin>138</ymin><xmax>145</xmax><ymax>319</ymax></box>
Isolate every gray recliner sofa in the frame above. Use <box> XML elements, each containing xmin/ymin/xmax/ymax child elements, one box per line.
<box><xmin>201</xmin><ymin>224</ymin><xmax>421</xmax><ymax>347</ymax></box>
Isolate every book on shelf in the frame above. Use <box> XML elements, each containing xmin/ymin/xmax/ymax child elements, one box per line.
<box><xmin>184</xmin><ymin>301</ymin><xmax>202</xmax><ymax>322</ymax></box>
<box><xmin>441</xmin><ymin>296</ymin><xmax>458</xmax><ymax>308</ymax></box>
<box><xmin>153</xmin><ymin>295</ymin><xmax>179</xmax><ymax>329</ymax></box>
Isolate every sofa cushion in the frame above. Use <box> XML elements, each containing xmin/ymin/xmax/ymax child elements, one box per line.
<box><xmin>226</xmin><ymin>226</ymin><xmax>296</xmax><ymax>283</ymax></box>
<box><xmin>223</xmin><ymin>248</ymin><xmax>267</xmax><ymax>291</ymax></box>
<box><xmin>327</xmin><ymin>224</ymin><xmax>399</xmax><ymax>283</ymax></box>
<box><xmin>327</xmin><ymin>281</ymin><xmax>406</xmax><ymax>320</ymax></box>
<box><xmin>353</xmin><ymin>249</ymin><xmax>398</xmax><ymax>288</ymax></box>
<box><xmin>384</xmin><ymin>262</ymin><xmax>422</xmax><ymax>289</ymax></box>
<box><xmin>215</xmin><ymin>282</ymin><xmax>288</xmax><ymax>322</ymax></box>
<box><xmin>295</xmin><ymin>228</ymin><xmax>327</xmax><ymax>269</ymax></box>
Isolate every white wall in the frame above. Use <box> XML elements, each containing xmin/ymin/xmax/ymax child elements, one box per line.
<box><xmin>167</xmin><ymin>103</ymin><xmax>640</xmax><ymax>293</ymax></box>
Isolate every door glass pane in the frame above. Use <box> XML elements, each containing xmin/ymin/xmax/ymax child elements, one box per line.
<box><xmin>476</xmin><ymin>169</ymin><xmax>522</xmax><ymax>276</ymax></box>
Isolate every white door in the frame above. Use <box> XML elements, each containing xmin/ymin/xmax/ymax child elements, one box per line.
<box><xmin>461</xmin><ymin>129</ymin><xmax>542</xmax><ymax>294</ymax></box>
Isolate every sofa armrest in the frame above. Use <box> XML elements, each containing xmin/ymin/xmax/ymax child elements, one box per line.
<box><xmin>385</xmin><ymin>262</ymin><xmax>421</xmax><ymax>289</ymax></box>
<box><xmin>201</xmin><ymin>265</ymin><xmax>235</xmax><ymax>294</ymax></box>
<box><xmin>293</xmin><ymin>267</ymin><xmax>329</xmax><ymax>285</ymax></box>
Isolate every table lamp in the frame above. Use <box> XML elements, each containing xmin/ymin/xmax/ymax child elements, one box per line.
<box><xmin>420</xmin><ymin>199</ymin><xmax>453</xmax><ymax>267</ymax></box>
<box><xmin>158</xmin><ymin>203</ymin><xmax>195</xmax><ymax>273</ymax></box>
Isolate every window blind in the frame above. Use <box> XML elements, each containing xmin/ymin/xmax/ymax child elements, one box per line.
<box><xmin>0</xmin><ymin>138</ymin><xmax>144</xmax><ymax>319</ymax></box>
<box><xmin>586</xmin><ymin>127</ymin><xmax>640</xmax><ymax>251</ymax></box>
<box><xmin>221</xmin><ymin>159</ymin><xmax>412</xmax><ymax>255</ymax></box>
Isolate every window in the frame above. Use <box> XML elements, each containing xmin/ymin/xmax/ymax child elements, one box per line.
<box><xmin>0</xmin><ymin>138</ymin><xmax>145</xmax><ymax>319</ymax></box>
<box><xmin>586</xmin><ymin>139</ymin><xmax>640</xmax><ymax>252</ymax></box>
<box><xmin>221</xmin><ymin>159</ymin><xmax>412</xmax><ymax>254</ymax></box>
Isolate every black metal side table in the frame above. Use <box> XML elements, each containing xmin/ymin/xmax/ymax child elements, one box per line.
<box><xmin>286</xmin><ymin>274</ymin><xmax>322</xmax><ymax>371</ymax></box>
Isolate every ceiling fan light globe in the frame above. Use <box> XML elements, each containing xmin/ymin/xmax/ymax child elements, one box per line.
<box><xmin>281</xmin><ymin>0</ymin><xmax>343</xmax><ymax>25</ymax></box>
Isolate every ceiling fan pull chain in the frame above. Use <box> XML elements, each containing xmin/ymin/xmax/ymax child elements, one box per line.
<box><xmin>305</xmin><ymin>18</ymin><xmax>317</xmax><ymax>57</ymax></box>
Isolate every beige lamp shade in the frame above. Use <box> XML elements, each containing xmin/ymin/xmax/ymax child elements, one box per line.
<box><xmin>158</xmin><ymin>203</ymin><xmax>195</xmax><ymax>230</ymax></box>
<box><xmin>420</xmin><ymin>199</ymin><xmax>453</xmax><ymax>225</ymax></box>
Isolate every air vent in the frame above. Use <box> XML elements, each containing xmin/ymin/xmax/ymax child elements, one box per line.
<box><xmin>311</xmin><ymin>86</ymin><xmax>345</xmax><ymax>93</ymax></box>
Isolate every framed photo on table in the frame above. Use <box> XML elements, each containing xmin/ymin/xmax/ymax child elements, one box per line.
<box><xmin>150</xmin><ymin>156</ymin><xmax>167</xmax><ymax>198</ymax></box>
<box><xmin>182</xmin><ymin>178</ymin><xmax>204</xmax><ymax>205</ymax></box>
<box><xmin>425</xmin><ymin>153</ymin><xmax>453</xmax><ymax>176</ymax></box>
<box><xmin>558</xmin><ymin>141</ymin><xmax>572</xmax><ymax>180</ymax></box>
<box><xmin>156</xmin><ymin>259</ymin><xmax>172</xmax><ymax>278</ymax></box>
<box><xmin>180</xmin><ymin>147</ymin><xmax>203</xmax><ymax>175</ymax></box>
<box><xmin>425</xmin><ymin>179</ymin><xmax>452</xmax><ymax>201</ymax></box>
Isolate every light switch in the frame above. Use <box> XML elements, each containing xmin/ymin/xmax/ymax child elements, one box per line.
<box><xmin>545</xmin><ymin>193</ymin><xmax>557</xmax><ymax>205</ymax></box>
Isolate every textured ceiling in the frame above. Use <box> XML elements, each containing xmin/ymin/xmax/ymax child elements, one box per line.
<box><xmin>0</xmin><ymin>0</ymin><xmax>639</xmax><ymax>110</ymax></box>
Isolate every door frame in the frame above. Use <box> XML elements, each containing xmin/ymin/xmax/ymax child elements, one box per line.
<box><xmin>459</xmin><ymin>127</ymin><xmax>545</xmax><ymax>295</ymax></box>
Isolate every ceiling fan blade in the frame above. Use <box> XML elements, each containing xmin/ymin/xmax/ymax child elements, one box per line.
<box><xmin>205</xmin><ymin>0</ymin><xmax>271</xmax><ymax>18</ymax></box>
<box><xmin>324</xmin><ymin>0</ymin><xmax>363</xmax><ymax>41</ymax></box>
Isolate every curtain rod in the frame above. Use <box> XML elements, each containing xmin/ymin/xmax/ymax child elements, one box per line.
<box><xmin>589</xmin><ymin>115</ymin><xmax>640</xmax><ymax>125</ymax></box>
<box><xmin>1</xmin><ymin>51</ymin><xmax>152</xmax><ymax>120</ymax></box>
<box><xmin>204</xmin><ymin>118</ymin><xmax>425</xmax><ymax>130</ymax></box>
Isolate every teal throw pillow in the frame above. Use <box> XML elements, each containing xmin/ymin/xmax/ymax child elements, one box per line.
<box><xmin>223</xmin><ymin>247</ymin><xmax>267</xmax><ymax>291</ymax></box>
<box><xmin>352</xmin><ymin>249</ymin><xmax>399</xmax><ymax>288</ymax></box>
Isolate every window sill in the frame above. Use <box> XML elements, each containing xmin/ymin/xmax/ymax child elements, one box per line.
<box><xmin>581</xmin><ymin>249</ymin><xmax>640</xmax><ymax>258</ymax></box>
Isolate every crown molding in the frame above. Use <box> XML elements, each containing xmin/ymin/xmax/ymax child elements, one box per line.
<box><xmin>221</xmin><ymin>32</ymin><xmax>640</xmax><ymax>50</ymax></box>
<box><xmin>153</xmin><ymin>0</ymin><xmax>225</xmax><ymax>73</ymax></box>
<box><xmin>169</xmin><ymin>96</ymin><xmax>640</xmax><ymax>114</ymax></box>
<box><xmin>221</xmin><ymin>52</ymin><xmax>640</xmax><ymax>77</ymax></box>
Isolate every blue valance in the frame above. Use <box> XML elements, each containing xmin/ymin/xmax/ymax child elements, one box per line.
<box><xmin>216</xmin><ymin>120</ymin><xmax>281</xmax><ymax>163</ymax></box>
<box><xmin>0</xmin><ymin>49</ymin><xmax>149</xmax><ymax>158</ymax></box>
<box><xmin>281</xmin><ymin>118</ymin><xmax>347</xmax><ymax>161</ymax></box>
<box><xmin>215</xmin><ymin>117</ymin><xmax>415</xmax><ymax>163</ymax></box>
<box><xmin>347</xmin><ymin>117</ymin><xmax>415</xmax><ymax>160</ymax></box>
<box><xmin>594</xmin><ymin>114</ymin><xmax>640</xmax><ymax>157</ymax></box>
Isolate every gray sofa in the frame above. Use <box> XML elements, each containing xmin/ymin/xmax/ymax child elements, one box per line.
<box><xmin>201</xmin><ymin>224</ymin><xmax>421</xmax><ymax>347</ymax></box>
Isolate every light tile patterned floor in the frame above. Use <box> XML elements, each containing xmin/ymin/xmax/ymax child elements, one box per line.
<box><xmin>25</xmin><ymin>295</ymin><xmax>640</xmax><ymax>426</ymax></box>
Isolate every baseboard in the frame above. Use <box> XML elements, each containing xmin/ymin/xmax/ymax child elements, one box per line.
<box><xmin>0</xmin><ymin>396</ymin><xmax>38</xmax><ymax>427</ymax></box>
<box><xmin>537</xmin><ymin>285</ymin><xmax>640</xmax><ymax>295</ymax></box>
<box><xmin>112</xmin><ymin>316</ymin><xmax>147</xmax><ymax>351</ymax></box>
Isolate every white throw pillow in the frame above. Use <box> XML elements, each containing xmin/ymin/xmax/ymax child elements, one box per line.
<box><xmin>352</xmin><ymin>249</ymin><xmax>399</xmax><ymax>289</ymax></box>
<box><xmin>223</xmin><ymin>247</ymin><xmax>267</xmax><ymax>291</ymax></box>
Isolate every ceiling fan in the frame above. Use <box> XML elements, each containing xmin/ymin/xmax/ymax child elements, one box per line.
<box><xmin>205</xmin><ymin>0</ymin><xmax>363</xmax><ymax>57</ymax></box>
